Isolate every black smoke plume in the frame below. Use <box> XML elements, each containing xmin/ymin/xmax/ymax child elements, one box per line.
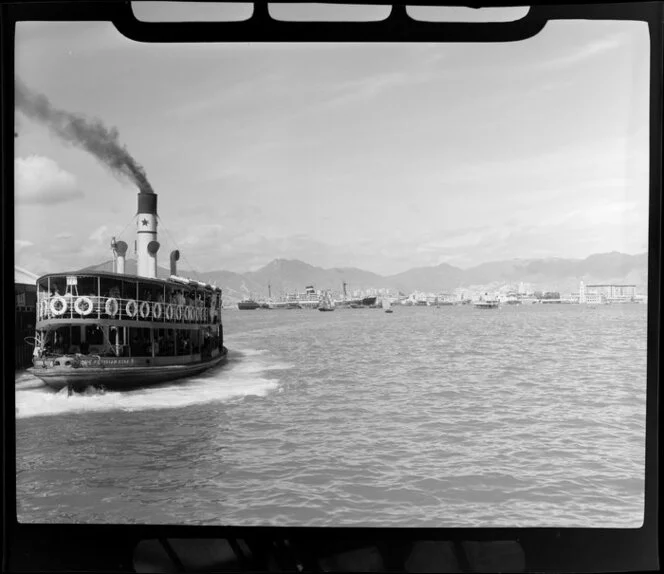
<box><xmin>15</xmin><ymin>78</ymin><xmax>154</xmax><ymax>193</ymax></box>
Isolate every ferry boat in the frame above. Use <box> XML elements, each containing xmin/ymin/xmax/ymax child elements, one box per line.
<box><xmin>238</xmin><ymin>299</ymin><xmax>260</xmax><ymax>310</ymax></box>
<box><xmin>28</xmin><ymin>189</ymin><xmax>228</xmax><ymax>392</ymax></box>
<box><xmin>474</xmin><ymin>294</ymin><xmax>500</xmax><ymax>309</ymax></box>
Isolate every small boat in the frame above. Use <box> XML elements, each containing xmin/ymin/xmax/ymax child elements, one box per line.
<box><xmin>238</xmin><ymin>299</ymin><xmax>260</xmax><ymax>310</ymax></box>
<box><xmin>382</xmin><ymin>298</ymin><xmax>393</xmax><ymax>313</ymax></box>
<box><xmin>319</xmin><ymin>290</ymin><xmax>335</xmax><ymax>312</ymax></box>
<box><xmin>28</xmin><ymin>189</ymin><xmax>228</xmax><ymax>392</ymax></box>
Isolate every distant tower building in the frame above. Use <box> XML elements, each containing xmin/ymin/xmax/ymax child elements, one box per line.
<box><xmin>579</xmin><ymin>280</ymin><xmax>586</xmax><ymax>304</ymax></box>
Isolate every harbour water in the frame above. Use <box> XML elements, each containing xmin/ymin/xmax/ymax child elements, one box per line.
<box><xmin>16</xmin><ymin>304</ymin><xmax>647</xmax><ymax>527</ymax></box>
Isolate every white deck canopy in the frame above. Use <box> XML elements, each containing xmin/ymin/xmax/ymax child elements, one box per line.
<box><xmin>15</xmin><ymin>266</ymin><xmax>39</xmax><ymax>286</ymax></box>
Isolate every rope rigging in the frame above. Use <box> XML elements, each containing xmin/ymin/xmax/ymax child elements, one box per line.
<box><xmin>114</xmin><ymin>214</ymin><xmax>137</xmax><ymax>244</ymax></box>
<box><xmin>157</xmin><ymin>215</ymin><xmax>200</xmax><ymax>279</ymax></box>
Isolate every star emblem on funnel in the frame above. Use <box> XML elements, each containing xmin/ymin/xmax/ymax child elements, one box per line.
<box><xmin>141</xmin><ymin>218</ymin><xmax>148</xmax><ymax>226</ymax></box>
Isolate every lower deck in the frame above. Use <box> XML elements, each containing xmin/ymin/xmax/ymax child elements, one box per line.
<box><xmin>29</xmin><ymin>346</ymin><xmax>228</xmax><ymax>391</ymax></box>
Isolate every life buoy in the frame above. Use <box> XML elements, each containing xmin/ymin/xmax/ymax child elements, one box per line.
<box><xmin>50</xmin><ymin>296</ymin><xmax>67</xmax><ymax>316</ymax></box>
<box><xmin>74</xmin><ymin>296</ymin><xmax>94</xmax><ymax>316</ymax></box>
<box><xmin>175</xmin><ymin>305</ymin><xmax>183</xmax><ymax>321</ymax></box>
<box><xmin>139</xmin><ymin>301</ymin><xmax>151</xmax><ymax>319</ymax></box>
<box><xmin>105</xmin><ymin>297</ymin><xmax>119</xmax><ymax>316</ymax></box>
<box><xmin>165</xmin><ymin>304</ymin><xmax>174</xmax><ymax>321</ymax></box>
<box><xmin>126</xmin><ymin>299</ymin><xmax>138</xmax><ymax>318</ymax></box>
<box><xmin>153</xmin><ymin>302</ymin><xmax>163</xmax><ymax>320</ymax></box>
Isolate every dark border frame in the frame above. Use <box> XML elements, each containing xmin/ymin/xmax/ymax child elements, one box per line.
<box><xmin>2</xmin><ymin>1</ymin><xmax>661</xmax><ymax>572</ymax></box>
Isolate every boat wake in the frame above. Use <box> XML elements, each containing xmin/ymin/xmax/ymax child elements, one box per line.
<box><xmin>15</xmin><ymin>348</ymin><xmax>291</xmax><ymax>419</ymax></box>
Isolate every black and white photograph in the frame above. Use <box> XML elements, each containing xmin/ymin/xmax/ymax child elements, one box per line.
<box><xmin>14</xmin><ymin>5</ymin><xmax>649</xmax><ymax>528</ymax></box>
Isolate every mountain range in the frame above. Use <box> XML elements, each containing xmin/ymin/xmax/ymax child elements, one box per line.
<box><xmin>81</xmin><ymin>251</ymin><xmax>648</xmax><ymax>301</ymax></box>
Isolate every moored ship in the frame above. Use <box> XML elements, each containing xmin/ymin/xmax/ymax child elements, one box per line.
<box><xmin>28</xmin><ymin>189</ymin><xmax>228</xmax><ymax>392</ymax></box>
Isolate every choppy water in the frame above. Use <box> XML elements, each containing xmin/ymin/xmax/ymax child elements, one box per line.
<box><xmin>16</xmin><ymin>304</ymin><xmax>647</xmax><ymax>527</ymax></box>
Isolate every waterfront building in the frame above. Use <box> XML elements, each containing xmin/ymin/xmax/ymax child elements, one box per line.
<box><xmin>586</xmin><ymin>284</ymin><xmax>637</xmax><ymax>303</ymax></box>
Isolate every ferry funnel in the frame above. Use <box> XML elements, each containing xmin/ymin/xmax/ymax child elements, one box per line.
<box><xmin>170</xmin><ymin>250</ymin><xmax>180</xmax><ymax>276</ymax></box>
<box><xmin>136</xmin><ymin>190</ymin><xmax>160</xmax><ymax>278</ymax></box>
<box><xmin>112</xmin><ymin>238</ymin><xmax>128</xmax><ymax>274</ymax></box>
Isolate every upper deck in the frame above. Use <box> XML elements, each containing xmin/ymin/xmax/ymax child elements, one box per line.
<box><xmin>36</xmin><ymin>271</ymin><xmax>222</xmax><ymax>327</ymax></box>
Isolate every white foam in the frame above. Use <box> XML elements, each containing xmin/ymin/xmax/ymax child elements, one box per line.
<box><xmin>15</xmin><ymin>348</ymin><xmax>288</xmax><ymax>419</ymax></box>
<box><xmin>237</xmin><ymin>348</ymin><xmax>269</xmax><ymax>357</ymax></box>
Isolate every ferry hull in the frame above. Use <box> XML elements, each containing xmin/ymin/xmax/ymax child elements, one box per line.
<box><xmin>28</xmin><ymin>348</ymin><xmax>228</xmax><ymax>391</ymax></box>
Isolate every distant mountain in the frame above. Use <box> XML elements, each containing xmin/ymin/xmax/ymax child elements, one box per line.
<box><xmin>80</xmin><ymin>251</ymin><xmax>648</xmax><ymax>302</ymax></box>
<box><xmin>389</xmin><ymin>252</ymin><xmax>648</xmax><ymax>293</ymax></box>
<box><xmin>197</xmin><ymin>270</ymin><xmax>264</xmax><ymax>299</ymax></box>
<box><xmin>243</xmin><ymin>258</ymin><xmax>385</xmax><ymax>297</ymax></box>
<box><xmin>386</xmin><ymin>262</ymin><xmax>465</xmax><ymax>292</ymax></box>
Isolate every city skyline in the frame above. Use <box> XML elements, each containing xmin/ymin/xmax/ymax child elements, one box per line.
<box><xmin>15</xmin><ymin>17</ymin><xmax>649</xmax><ymax>276</ymax></box>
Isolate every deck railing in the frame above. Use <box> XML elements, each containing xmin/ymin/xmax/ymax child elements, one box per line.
<box><xmin>37</xmin><ymin>295</ymin><xmax>220</xmax><ymax>325</ymax></box>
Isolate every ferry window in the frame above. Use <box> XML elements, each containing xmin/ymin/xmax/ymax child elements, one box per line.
<box><xmin>100</xmin><ymin>278</ymin><xmax>122</xmax><ymax>299</ymax></box>
<box><xmin>85</xmin><ymin>325</ymin><xmax>104</xmax><ymax>346</ymax></box>
<box><xmin>77</xmin><ymin>276</ymin><xmax>97</xmax><ymax>297</ymax></box>
<box><xmin>128</xmin><ymin>327</ymin><xmax>150</xmax><ymax>357</ymax></box>
<box><xmin>139</xmin><ymin>284</ymin><xmax>160</xmax><ymax>302</ymax></box>
<box><xmin>121</xmin><ymin>280</ymin><xmax>138</xmax><ymax>301</ymax></box>
<box><xmin>49</xmin><ymin>277</ymin><xmax>66</xmax><ymax>297</ymax></box>
<box><xmin>52</xmin><ymin>328</ymin><xmax>69</xmax><ymax>353</ymax></box>
<box><xmin>70</xmin><ymin>325</ymin><xmax>81</xmax><ymax>346</ymax></box>
<box><xmin>190</xmin><ymin>329</ymin><xmax>200</xmax><ymax>352</ymax></box>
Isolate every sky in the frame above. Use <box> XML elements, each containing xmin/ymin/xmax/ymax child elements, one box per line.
<box><xmin>14</xmin><ymin>5</ymin><xmax>650</xmax><ymax>276</ymax></box>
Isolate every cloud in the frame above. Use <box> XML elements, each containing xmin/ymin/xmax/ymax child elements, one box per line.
<box><xmin>15</xmin><ymin>239</ymin><xmax>33</xmax><ymax>250</ymax></box>
<box><xmin>55</xmin><ymin>232</ymin><xmax>72</xmax><ymax>240</ymax></box>
<box><xmin>15</xmin><ymin>156</ymin><xmax>83</xmax><ymax>205</ymax></box>
<box><xmin>88</xmin><ymin>225</ymin><xmax>108</xmax><ymax>243</ymax></box>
